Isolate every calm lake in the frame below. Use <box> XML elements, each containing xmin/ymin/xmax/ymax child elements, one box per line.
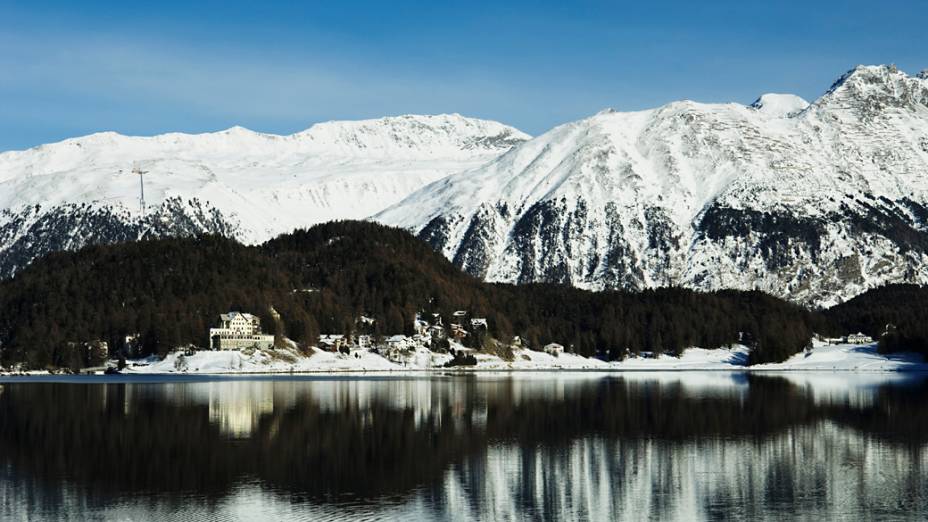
<box><xmin>1</xmin><ymin>372</ymin><xmax>926</xmax><ymax>520</ymax></box>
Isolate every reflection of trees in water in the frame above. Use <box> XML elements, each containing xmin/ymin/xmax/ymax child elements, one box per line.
<box><xmin>823</xmin><ymin>379</ymin><xmax>928</xmax><ymax>446</ymax></box>
<box><xmin>483</xmin><ymin>376</ymin><xmax>821</xmax><ymax>443</ymax></box>
<box><xmin>0</xmin><ymin>384</ymin><xmax>239</xmax><ymax>501</ymax></box>
<box><xmin>249</xmin><ymin>399</ymin><xmax>486</xmax><ymax>500</ymax></box>
<box><xmin>0</xmin><ymin>375</ymin><xmax>926</xmax><ymax>514</ymax></box>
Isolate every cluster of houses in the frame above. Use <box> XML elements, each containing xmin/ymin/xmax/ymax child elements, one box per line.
<box><xmin>319</xmin><ymin>310</ymin><xmax>490</xmax><ymax>358</ymax></box>
<box><xmin>819</xmin><ymin>332</ymin><xmax>875</xmax><ymax>345</ymax></box>
<box><xmin>204</xmin><ymin>309</ymin><xmax>493</xmax><ymax>356</ymax></box>
<box><xmin>416</xmin><ymin>311</ymin><xmax>487</xmax><ymax>340</ymax></box>
<box><xmin>205</xmin><ymin>311</ymin><xmax>882</xmax><ymax>359</ymax></box>
<box><xmin>203</xmin><ymin>310</ymin><xmax>593</xmax><ymax>362</ymax></box>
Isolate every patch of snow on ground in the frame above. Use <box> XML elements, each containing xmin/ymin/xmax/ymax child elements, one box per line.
<box><xmin>109</xmin><ymin>341</ymin><xmax>928</xmax><ymax>375</ymax></box>
<box><xmin>614</xmin><ymin>346</ymin><xmax>751</xmax><ymax>370</ymax></box>
<box><xmin>751</xmin><ymin>343</ymin><xmax>925</xmax><ymax>372</ymax></box>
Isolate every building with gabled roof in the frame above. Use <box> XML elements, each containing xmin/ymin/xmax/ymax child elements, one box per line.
<box><xmin>209</xmin><ymin>311</ymin><xmax>274</xmax><ymax>350</ymax></box>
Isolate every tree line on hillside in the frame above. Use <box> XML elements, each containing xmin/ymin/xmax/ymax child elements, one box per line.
<box><xmin>825</xmin><ymin>284</ymin><xmax>928</xmax><ymax>357</ymax></box>
<box><xmin>0</xmin><ymin>221</ymin><xmax>924</xmax><ymax>370</ymax></box>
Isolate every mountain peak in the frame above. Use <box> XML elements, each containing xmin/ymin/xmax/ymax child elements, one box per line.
<box><xmin>918</xmin><ymin>69</ymin><xmax>928</xmax><ymax>80</ymax></box>
<box><xmin>295</xmin><ymin>114</ymin><xmax>530</xmax><ymax>156</ymax></box>
<box><xmin>826</xmin><ymin>64</ymin><xmax>900</xmax><ymax>91</ymax></box>
<box><xmin>218</xmin><ymin>125</ymin><xmax>258</xmax><ymax>135</ymax></box>
<box><xmin>377</xmin><ymin>64</ymin><xmax>928</xmax><ymax>307</ymax></box>
<box><xmin>817</xmin><ymin>64</ymin><xmax>927</xmax><ymax>114</ymax></box>
<box><xmin>749</xmin><ymin>93</ymin><xmax>809</xmax><ymax>117</ymax></box>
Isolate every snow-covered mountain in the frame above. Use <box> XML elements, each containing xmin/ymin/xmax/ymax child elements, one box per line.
<box><xmin>0</xmin><ymin>114</ymin><xmax>529</xmax><ymax>277</ymax></box>
<box><xmin>377</xmin><ymin>65</ymin><xmax>928</xmax><ymax>306</ymax></box>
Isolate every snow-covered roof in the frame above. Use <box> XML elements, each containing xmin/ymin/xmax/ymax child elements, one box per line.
<box><xmin>220</xmin><ymin>312</ymin><xmax>256</xmax><ymax>321</ymax></box>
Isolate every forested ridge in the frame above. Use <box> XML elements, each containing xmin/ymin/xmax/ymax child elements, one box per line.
<box><xmin>825</xmin><ymin>284</ymin><xmax>928</xmax><ymax>356</ymax></box>
<box><xmin>0</xmin><ymin>220</ymin><xmax>924</xmax><ymax>370</ymax></box>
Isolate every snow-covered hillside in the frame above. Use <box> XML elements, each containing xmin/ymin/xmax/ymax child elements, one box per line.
<box><xmin>5</xmin><ymin>64</ymin><xmax>928</xmax><ymax>306</ymax></box>
<box><xmin>377</xmin><ymin>65</ymin><xmax>928</xmax><ymax>306</ymax></box>
<box><xmin>103</xmin><ymin>341</ymin><xmax>926</xmax><ymax>375</ymax></box>
<box><xmin>0</xmin><ymin>114</ymin><xmax>528</xmax><ymax>277</ymax></box>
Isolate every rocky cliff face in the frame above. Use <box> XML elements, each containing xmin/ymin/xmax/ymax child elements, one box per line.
<box><xmin>0</xmin><ymin>198</ymin><xmax>241</xmax><ymax>278</ymax></box>
<box><xmin>377</xmin><ymin>65</ymin><xmax>928</xmax><ymax>306</ymax></box>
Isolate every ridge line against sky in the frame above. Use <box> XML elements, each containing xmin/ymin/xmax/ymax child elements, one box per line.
<box><xmin>0</xmin><ymin>0</ymin><xmax>925</xmax><ymax>152</ymax></box>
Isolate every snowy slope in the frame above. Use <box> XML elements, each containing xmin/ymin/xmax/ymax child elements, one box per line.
<box><xmin>377</xmin><ymin>65</ymin><xmax>928</xmax><ymax>306</ymax></box>
<box><xmin>111</xmin><ymin>342</ymin><xmax>926</xmax><ymax>375</ymax></box>
<box><xmin>0</xmin><ymin>114</ymin><xmax>528</xmax><ymax>277</ymax></box>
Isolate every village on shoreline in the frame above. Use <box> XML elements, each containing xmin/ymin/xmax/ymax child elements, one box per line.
<box><xmin>2</xmin><ymin>309</ymin><xmax>924</xmax><ymax>377</ymax></box>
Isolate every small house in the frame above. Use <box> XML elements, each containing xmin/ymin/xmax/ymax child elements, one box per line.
<box><xmin>470</xmin><ymin>317</ymin><xmax>488</xmax><ymax>330</ymax></box>
<box><xmin>450</xmin><ymin>323</ymin><xmax>468</xmax><ymax>340</ymax></box>
<box><xmin>428</xmin><ymin>324</ymin><xmax>446</xmax><ymax>340</ymax></box>
<box><xmin>386</xmin><ymin>335</ymin><xmax>409</xmax><ymax>350</ymax></box>
<box><xmin>318</xmin><ymin>334</ymin><xmax>347</xmax><ymax>352</ymax></box>
<box><xmin>544</xmin><ymin>343</ymin><xmax>565</xmax><ymax>356</ymax></box>
<box><xmin>413</xmin><ymin>316</ymin><xmax>430</xmax><ymax>336</ymax></box>
<box><xmin>847</xmin><ymin>332</ymin><xmax>874</xmax><ymax>345</ymax></box>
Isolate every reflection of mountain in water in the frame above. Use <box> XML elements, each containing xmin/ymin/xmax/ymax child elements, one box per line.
<box><xmin>0</xmin><ymin>374</ymin><xmax>926</xmax><ymax>519</ymax></box>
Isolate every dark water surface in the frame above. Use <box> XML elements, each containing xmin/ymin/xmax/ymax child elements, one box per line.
<box><xmin>1</xmin><ymin>372</ymin><xmax>926</xmax><ymax>520</ymax></box>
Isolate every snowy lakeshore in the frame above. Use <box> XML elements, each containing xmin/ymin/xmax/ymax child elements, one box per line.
<box><xmin>89</xmin><ymin>342</ymin><xmax>927</xmax><ymax>375</ymax></box>
<box><xmin>3</xmin><ymin>342</ymin><xmax>924</xmax><ymax>377</ymax></box>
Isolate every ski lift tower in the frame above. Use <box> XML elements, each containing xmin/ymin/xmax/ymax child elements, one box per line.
<box><xmin>132</xmin><ymin>162</ymin><xmax>148</xmax><ymax>217</ymax></box>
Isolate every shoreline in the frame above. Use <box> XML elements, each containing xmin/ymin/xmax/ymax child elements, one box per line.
<box><xmin>3</xmin><ymin>368</ymin><xmax>928</xmax><ymax>380</ymax></box>
<box><xmin>3</xmin><ymin>342</ymin><xmax>925</xmax><ymax>379</ymax></box>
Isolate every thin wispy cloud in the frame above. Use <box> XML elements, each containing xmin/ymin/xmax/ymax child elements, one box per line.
<box><xmin>0</xmin><ymin>31</ymin><xmax>522</xmax><ymax>133</ymax></box>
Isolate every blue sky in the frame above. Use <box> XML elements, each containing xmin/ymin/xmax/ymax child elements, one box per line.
<box><xmin>0</xmin><ymin>0</ymin><xmax>925</xmax><ymax>151</ymax></box>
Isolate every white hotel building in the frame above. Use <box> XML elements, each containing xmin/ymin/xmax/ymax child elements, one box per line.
<box><xmin>209</xmin><ymin>312</ymin><xmax>275</xmax><ymax>350</ymax></box>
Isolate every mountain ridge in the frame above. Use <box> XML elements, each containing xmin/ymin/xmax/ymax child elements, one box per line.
<box><xmin>2</xmin><ymin>64</ymin><xmax>927</xmax><ymax>306</ymax></box>
<box><xmin>0</xmin><ymin>113</ymin><xmax>529</xmax><ymax>278</ymax></box>
<box><xmin>376</xmin><ymin>64</ymin><xmax>928</xmax><ymax>306</ymax></box>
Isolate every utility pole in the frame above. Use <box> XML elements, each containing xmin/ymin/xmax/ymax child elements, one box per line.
<box><xmin>132</xmin><ymin>163</ymin><xmax>148</xmax><ymax>217</ymax></box>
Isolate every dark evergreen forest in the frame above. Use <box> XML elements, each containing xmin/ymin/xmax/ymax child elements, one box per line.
<box><xmin>825</xmin><ymin>284</ymin><xmax>928</xmax><ymax>356</ymax></box>
<box><xmin>0</xmin><ymin>220</ymin><xmax>923</xmax><ymax>369</ymax></box>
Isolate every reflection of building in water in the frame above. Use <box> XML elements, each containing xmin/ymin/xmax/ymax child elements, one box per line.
<box><xmin>206</xmin><ymin>382</ymin><xmax>276</xmax><ymax>438</ymax></box>
<box><xmin>4</xmin><ymin>374</ymin><xmax>928</xmax><ymax>520</ymax></box>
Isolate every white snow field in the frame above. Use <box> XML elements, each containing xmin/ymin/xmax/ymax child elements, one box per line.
<box><xmin>119</xmin><ymin>342</ymin><xmax>926</xmax><ymax>375</ymax></box>
<box><xmin>0</xmin><ymin>113</ymin><xmax>529</xmax><ymax>243</ymax></box>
